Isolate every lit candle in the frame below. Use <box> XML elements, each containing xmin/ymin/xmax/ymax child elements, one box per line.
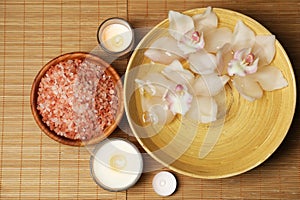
<box><xmin>152</xmin><ymin>171</ymin><xmax>177</xmax><ymax>196</ymax></box>
<box><xmin>90</xmin><ymin>138</ymin><xmax>143</xmax><ymax>191</ymax></box>
<box><xmin>97</xmin><ymin>18</ymin><xmax>134</xmax><ymax>57</ymax></box>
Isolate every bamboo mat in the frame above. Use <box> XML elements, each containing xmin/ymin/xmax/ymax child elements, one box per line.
<box><xmin>0</xmin><ymin>0</ymin><xmax>299</xmax><ymax>199</ymax></box>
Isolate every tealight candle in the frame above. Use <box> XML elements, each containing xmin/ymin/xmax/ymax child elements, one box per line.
<box><xmin>152</xmin><ymin>171</ymin><xmax>177</xmax><ymax>196</ymax></box>
<box><xmin>90</xmin><ymin>138</ymin><xmax>143</xmax><ymax>191</ymax></box>
<box><xmin>97</xmin><ymin>18</ymin><xmax>134</xmax><ymax>57</ymax></box>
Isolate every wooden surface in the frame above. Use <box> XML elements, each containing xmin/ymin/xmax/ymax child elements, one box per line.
<box><xmin>0</xmin><ymin>0</ymin><xmax>299</xmax><ymax>199</ymax></box>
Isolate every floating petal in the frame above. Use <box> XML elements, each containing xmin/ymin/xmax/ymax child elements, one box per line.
<box><xmin>189</xmin><ymin>50</ymin><xmax>217</xmax><ymax>75</ymax></box>
<box><xmin>192</xmin><ymin>6</ymin><xmax>218</xmax><ymax>32</ymax></box>
<box><xmin>231</xmin><ymin>20</ymin><xmax>255</xmax><ymax>51</ymax></box>
<box><xmin>135</xmin><ymin>72</ymin><xmax>176</xmax><ymax>97</ymax></box>
<box><xmin>216</xmin><ymin>43</ymin><xmax>233</xmax><ymax>74</ymax></box>
<box><xmin>161</xmin><ymin>60</ymin><xmax>194</xmax><ymax>85</ymax></box>
<box><xmin>144</xmin><ymin>49</ymin><xmax>176</xmax><ymax>65</ymax></box>
<box><xmin>244</xmin><ymin>58</ymin><xmax>259</xmax><ymax>74</ymax></box>
<box><xmin>185</xmin><ymin>96</ymin><xmax>218</xmax><ymax>123</ymax></box>
<box><xmin>233</xmin><ymin>48</ymin><xmax>251</xmax><ymax>60</ymax></box>
<box><xmin>232</xmin><ymin>76</ymin><xmax>263</xmax><ymax>101</ymax></box>
<box><xmin>140</xmin><ymin>95</ymin><xmax>175</xmax><ymax>125</ymax></box>
<box><xmin>144</xmin><ymin>37</ymin><xmax>185</xmax><ymax>65</ymax></box>
<box><xmin>204</xmin><ymin>27</ymin><xmax>232</xmax><ymax>53</ymax></box>
<box><xmin>192</xmin><ymin>73</ymin><xmax>229</xmax><ymax>96</ymax></box>
<box><xmin>135</xmin><ymin>79</ymin><xmax>156</xmax><ymax>96</ymax></box>
<box><xmin>169</xmin><ymin>10</ymin><xmax>194</xmax><ymax>41</ymax></box>
<box><xmin>228</xmin><ymin>48</ymin><xmax>258</xmax><ymax>76</ymax></box>
<box><xmin>177</xmin><ymin>31</ymin><xmax>205</xmax><ymax>54</ymax></box>
<box><xmin>164</xmin><ymin>84</ymin><xmax>193</xmax><ymax>115</ymax></box>
<box><xmin>252</xmin><ymin>35</ymin><xmax>276</xmax><ymax>66</ymax></box>
<box><xmin>248</xmin><ymin>66</ymin><xmax>288</xmax><ymax>91</ymax></box>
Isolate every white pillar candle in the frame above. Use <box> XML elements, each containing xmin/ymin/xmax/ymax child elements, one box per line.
<box><xmin>90</xmin><ymin>138</ymin><xmax>143</xmax><ymax>191</ymax></box>
<box><xmin>97</xmin><ymin>18</ymin><xmax>134</xmax><ymax>56</ymax></box>
<box><xmin>152</xmin><ymin>171</ymin><xmax>177</xmax><ymax>196</ymax></box>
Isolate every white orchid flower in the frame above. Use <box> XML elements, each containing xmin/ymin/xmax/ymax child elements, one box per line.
<box><xmin>217</xmin><ymin>21</ymin><xmax>288</xmax><ymax>101</ymax></box>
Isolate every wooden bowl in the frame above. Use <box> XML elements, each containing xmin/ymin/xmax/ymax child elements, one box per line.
<box><xmin>31</xmin><ymin>52</ymin><xmax>124</xmax><ymax>146</ymax></box>
<box><xmin>124</xmin><ymin>8</ymin><xmax>296</xmax><ymax>178</ymax></box>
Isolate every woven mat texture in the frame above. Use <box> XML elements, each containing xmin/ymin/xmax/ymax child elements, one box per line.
<box><xmin>0</xmin><ymin>0</ymin><xmax>299</xmax><ymax>199</ymax></box>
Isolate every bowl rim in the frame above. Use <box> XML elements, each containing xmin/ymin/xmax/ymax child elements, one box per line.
<box><xmin>30</xmin><ymin>51</ymin><xmax>124</xmax><ymax>146</ymax></box>
<box><xmin>124</xmin><ymin>8</ymin><xmax>297</xmax><ymax>178</ymax></box>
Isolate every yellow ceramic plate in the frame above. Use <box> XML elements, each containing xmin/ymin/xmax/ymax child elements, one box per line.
<box><xmin>124</xmin><ymin>8</ymin><xmax>296</xmax><ymax>178</ymax></box>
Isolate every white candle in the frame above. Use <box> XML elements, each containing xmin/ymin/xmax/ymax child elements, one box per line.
<box><xmin>152</xmin><ymin>171</ymin><xmax>177</xmax><ymax>196</ymax></box>
<box><xmin>90</xmin><ymin>138</ymin><xmax>143</xmax><ymax>191</ymax></box>
<box><xmin>98</xmin><ymin>18</ymin><xmax>134</xmax><ymax>55</ymax></box>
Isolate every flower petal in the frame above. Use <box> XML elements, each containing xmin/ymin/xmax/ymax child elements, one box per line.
<box><xmin>248</xmin><ymin>66</ymin><xmax>288</xmax><ymax>91</ymax></box>
<box><xmin>140</xmin><ymin>95</ymin><xmax>175</xmax><ymax>125</ymax></box>
<box><xmin>177</xmin><ymin>31</ymin><xmax>205</xmax><ymax>54</ymax></box>
<box><xmin>232</xmin><ymin>76</ymin><xmax>263</xmax><ymax>101</ymax></box>
<box><xmin>161</xmin><ymin>60</ymin><xmax>194</xmax><ymax>85</ymax></box>
<box><xmin>135</xmin><ymin>78</ymin><xmax>156</xmax><ymax>96</ymax></box>
<box><xmin>244</xmin><ymin>58</ymin><xmax>259</xmax><ymax>74</ymax></box>
<box><xmin>252</xmin><ymin>35</ymin><xmax>276</xmax><ymax>66</ymax></box>
<box><xmin>228</xmin><ymin>59</ymin><xmax>246</xmax><ymax>76</ymax></box>
<box><xmin>204</xmin><ymin>27</ymin><xmax>232</xmax><ymax>53</ymax></box>
<box><xmin>135</xmin><ymin>72</ymin><xmax>177</xmax><ymax>96</ymax></box>
<box><xmin>188</xmin><ymin>50</ymin><xmax>217</xmax><ymax>75</ymax></box>
<box><xmin>169</xmin><ymin>10</ymin><xmax>194</xmax><ymax>41</ymax></box>
<box><xmin>192</xmin><ymin>73</ymin><xmax>229</xmax><ymax>96</ymax></box>
<box><xmin>228</xmin><ymin>48</ymin><xmax>258</xmax><ymax>76</ymax></box>
<box><xmin>144</xmin><ymin>49</ymin><xmax>177</xmax><ymax>65</ymax></box>
<box><xmin>216</xmin><ymin>43</ymin><xmax>233</xmax><ymax>74</ymax></box>
<box><xmin>231</xmin><ymin>20</ymin><xmax>255</xmax><ymax>51</ymax></box>
<box><xmin>185</xmin><ymin>96</ymin><xmax>218</xmax><ymax>123</ymax></box>
<box><xmin>233</xmin><ymin>48</ymin><xmax>251</xmax><ymax>60</ymax></box>
<box><xmin>192</xmin><ymin>6</ymin><xmax>218</xmax><ymax>32</ymax></box>
<box><xmin>164</xmin><ymin>84</ymin><xmax>193</xmax><ymax>115</ymax></box>
<box><xmin>144</xmin><ymin>36</ymin><xmax>185</xmax><ymax>65</ymax></box>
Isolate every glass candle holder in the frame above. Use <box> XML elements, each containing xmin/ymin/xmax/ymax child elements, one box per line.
<box><xmin>90</xmin><ymin>138</ymin><xmax>143</xmax><ymax>191</ymax></box>
<box><xmin>97</xmin><ymin>18</ymin><xmax>134</xmax><ymax>58</ymax></box>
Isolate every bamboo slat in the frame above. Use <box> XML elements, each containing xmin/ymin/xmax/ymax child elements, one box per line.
<box><xmin>0</xmin><ymin>0</ymin><xmax>299</xmax><ymax>199</ymax></box>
